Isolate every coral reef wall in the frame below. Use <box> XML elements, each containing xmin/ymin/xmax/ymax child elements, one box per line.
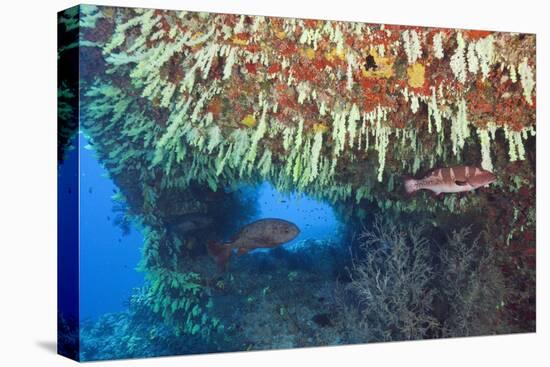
<box><xmin>76</xmin><ymin>5</ymin><xmax>535</xmax><ymax>211</ymax></box>
<box><xmin>63</xmin><ymin>5</ymin><xmax>535</xmax><ymax>343</ymax></box>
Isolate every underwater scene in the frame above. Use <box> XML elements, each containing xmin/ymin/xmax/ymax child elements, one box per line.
<box><xmin>57</xmin><ymin>5</ymin><xmax>536</xmax><ymax>361</ymax></box>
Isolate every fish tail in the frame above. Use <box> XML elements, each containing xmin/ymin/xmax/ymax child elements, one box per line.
<box><xmin>207</xmin><ymin>240</ymin><xmax>232</xmax><ymax>271</ymax></box>
<box><xmin>404</xmin><ymin>177</ymin><xmax>419</xmax><ymax>194</ymax></box>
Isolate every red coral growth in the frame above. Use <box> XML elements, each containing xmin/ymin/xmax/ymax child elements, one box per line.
<box><xmin>245</xmin><ymin>44</ymin><xmax>262</xmax><ymax>53</ymax></box>
<box><xmin>206</xmin><ymin>97</ymin><xmax>222</xmax><ymax>117</ymax></box>
<box><xmin>291</xmin><ymin>61</ymin><xmax>318</xmax><ymax>82</ymax></box>
<box><xmin>267</xmin><ymin>63</ymin><xmax>282</xmax><ymax>74</ymax></box>
<box><xmin>89</xmin><ymin>10</ymin><xmax>535</xmax><ymax>138</ymax></box>
<box><xmin>463</xmin><ymin>30</ymin><xmax>493</xmax><ymax>40</ymax></box>
<box><xmin>304</xmin><ymin>19</ymin><xmax>318</xmax><ymax>28</ymax></box>
<box><xmin>245</xmin><ymin>63</ymin><xmax>258</xmax><ymax>74</ymax></box>
<box><xmin>277</xmin><ymin>91</ymin><xmax>299</xmax><ymax>112</ymax></box>
<box><xmin>312</xmin><ymin>56</ymin><xmax>330</xmax><ymax>71</ymax></box>
<box><xmin>233</xmin><ymin>32</ymin><xmax>250</xmax><ymax>41</ymax></box>
<box><xmin>495</xmin><ymin>94</ymin><xmax>532</xmax><ymax>131</ymax></box>
<box><xmin>279</xmin><ymin>41</ymin><xmax>298</xmax><ymax>57</ymax></box>
<box><xmin>358</xmin><ymin>78</ymin><xmax>397</xmax><ymax>112</ymax></box>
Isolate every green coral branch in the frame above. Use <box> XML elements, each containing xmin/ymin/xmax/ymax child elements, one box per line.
<box><xmin>144</xmin><ymin>267</ymin><xmax>223</xmax><ymax>338</ymax></box>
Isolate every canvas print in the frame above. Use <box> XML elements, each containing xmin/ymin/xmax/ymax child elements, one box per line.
<box><xmin>57</xmin><ymin>5</ymin><xmax>536</xmax><ymax>362</ymax></box>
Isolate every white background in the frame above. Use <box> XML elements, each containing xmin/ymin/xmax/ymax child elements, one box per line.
<box><xmin>0</xmin><ymin>0</ymin><xmax>547</xmax><ymax>366</ymax></box>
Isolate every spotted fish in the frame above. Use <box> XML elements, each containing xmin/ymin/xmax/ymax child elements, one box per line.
<box><xmin>207</xmin><ymin>218</ymin><xmax>300</xmax><ymax>271</ymax></box>
<box><xmin>404</xmin><ymin>166</ymin><xmax>496</xmax><ymax>195</ymax></box>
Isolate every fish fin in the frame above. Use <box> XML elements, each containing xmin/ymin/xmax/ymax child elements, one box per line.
<box><xmin>207</xmin><ymin>240</ymin><xmax>232</xmax><ymax>271</ymax></box>
<box><xmin>455</xmin><ymin>180</ymin><xmax>468</xmax><ymax>186</ymax></box>
<box><xmin>236</xmin><ymin>248</ymin><xmax>249</xmax><ymax>256</ymax></box>
<box><xmin>403</xmin><ymin>176</ymin><xmax>418</xmax><ymax>194</ymax></box>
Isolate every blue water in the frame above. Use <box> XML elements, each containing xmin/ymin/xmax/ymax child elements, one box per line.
<box><xmin>78</xmin><ymin>134</ymin><xmax>340</xmax><ymax>320</ymax></box>
<box><xmin>254</xmin><ymin>182</ymin><xmax>340</xmax><ymax>246</ymax></box>
<box><xmin>79</xmin><ymin>134</ymin><xmax>144</xmax><ymax>321</ymax></box>
<box><xmin>58</xmin><ymin>136</ymin><xmax>79</xmax><ymax>327</ymax></box>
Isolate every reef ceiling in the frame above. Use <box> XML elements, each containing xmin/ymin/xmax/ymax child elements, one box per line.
<box><xmin>59</xmin><ymin>6</ymin><xmax>535</xmax><ymax>213</ymax></box>
<box><xmin>60</xmin><ymin>6</ymin><xmax>535</xmax><ymax>217</ymax></box>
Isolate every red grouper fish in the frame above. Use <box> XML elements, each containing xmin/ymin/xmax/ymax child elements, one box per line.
<box><xmin>404</xmin><ymin>165</ymin><xmax>496</xmax><ymax>195</ymax></box>
<box><xmin>207</xmin><ymin>218</ymin><xmax>300</xmax><ymax>271</ymax></box>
